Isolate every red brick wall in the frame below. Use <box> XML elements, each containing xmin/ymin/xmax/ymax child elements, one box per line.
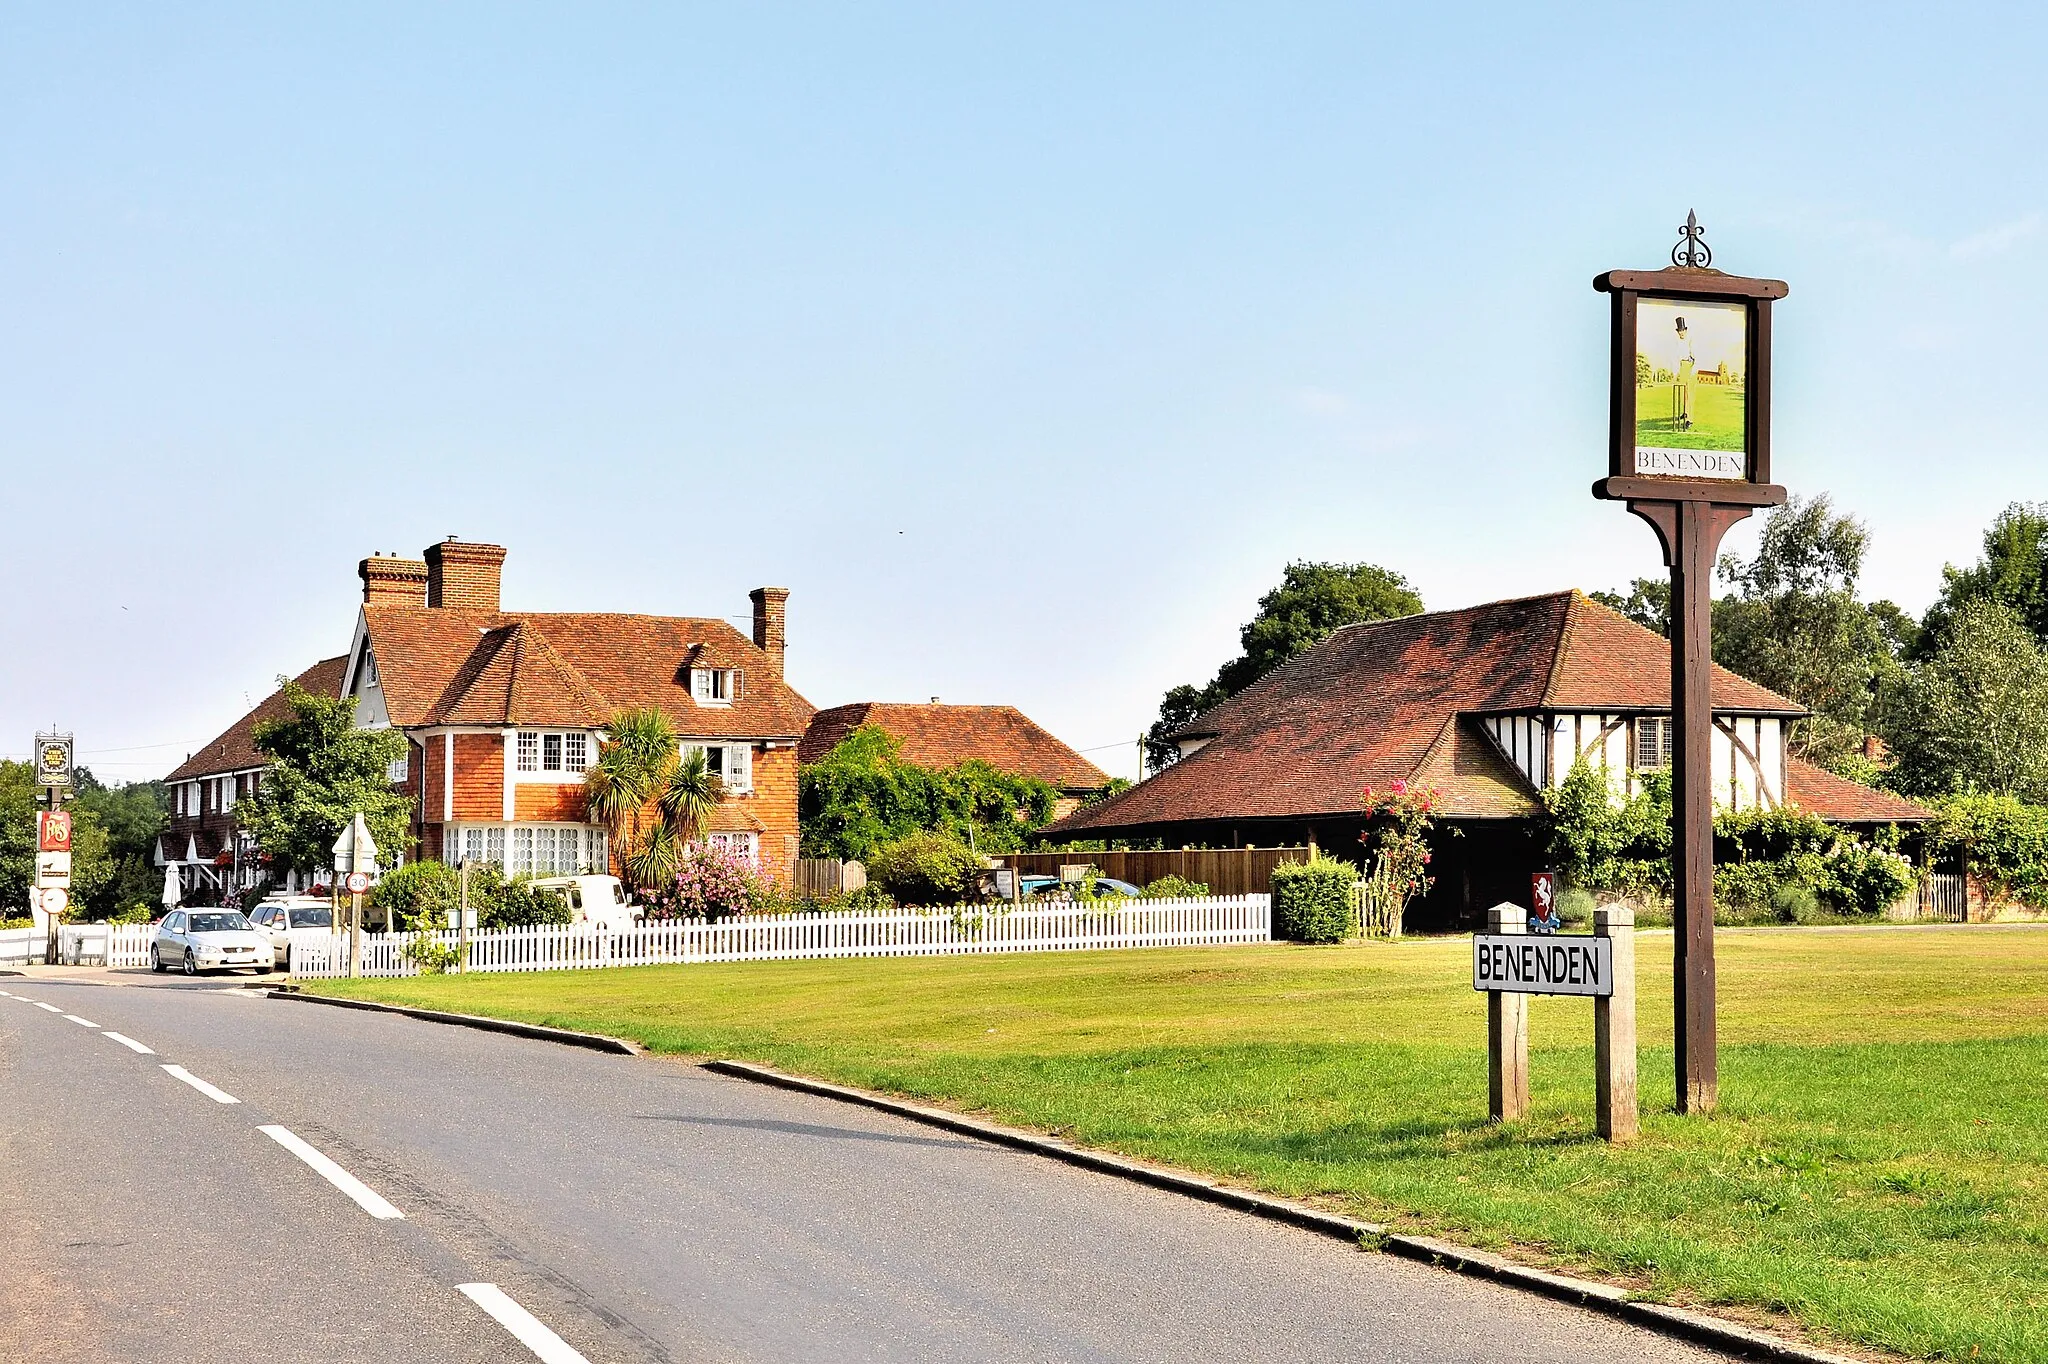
<box><xmin>421</xmin><ymin>737</ymin><xmax>444</xmax><ymax>823</ymax></box>
<box><xmin>515</xmin><ymin>783</ymin><xmax>587</xmax><ymax>822</ymax></box>
<box><xmin>746</xmin><ymin>744</ymin><xmax>800</xmax><ymax>885</ymax></box>
<box><xmin>451</xmin><ymin>733</ymin><xmax>505</xmax><ymax>820</ymax></box>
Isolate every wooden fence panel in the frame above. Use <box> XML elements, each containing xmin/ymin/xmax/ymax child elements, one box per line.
<box><xmin>992</xmin><ymin>847</ymin><xmax>1308</xmax><ymax>898</ymax></box>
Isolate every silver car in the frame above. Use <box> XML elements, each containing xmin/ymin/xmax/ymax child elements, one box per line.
<box><xmin>151</xmin><ymin>909</ymin><xmax>275</xmax><ymax>976</ymax></box>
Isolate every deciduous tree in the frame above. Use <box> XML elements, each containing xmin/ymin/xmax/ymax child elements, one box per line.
<box><xmin>1145</xmin><ymin>561</ymin><xmax>1422</xmax><ymax>771</ymax></box>
<box><xmin>235</xmin><ymin>680</ymin><xmax>411</xmax><ymax>879</ymax></box>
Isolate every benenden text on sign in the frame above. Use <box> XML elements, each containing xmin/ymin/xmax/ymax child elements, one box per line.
<box><xmin>1472</xmin><ymin>934</ymin><xmax>1615</xmax><ymax>998</ymax></box>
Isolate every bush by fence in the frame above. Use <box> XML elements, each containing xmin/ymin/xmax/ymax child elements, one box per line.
<box><xmin>1271</xmin><ymin>857</ymin><xmax>1356</xmax><ymax>943</ymax></box>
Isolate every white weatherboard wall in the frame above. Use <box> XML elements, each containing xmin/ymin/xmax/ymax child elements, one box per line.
<box><xmin>1481</xmin><ymin>712</ymin><xmax>1785</xmax><ymax>811</ymax></box>
<box><xmin>287</xmin><ymin>896</ymin><xmax>1272</xmax><ymax>979</ymax></box>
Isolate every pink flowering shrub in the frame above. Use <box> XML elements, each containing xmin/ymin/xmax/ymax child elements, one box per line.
<box><xmin>644</xmin><ymin>846</ymin><xmax>761</xmax><ymax>921</ymax></box>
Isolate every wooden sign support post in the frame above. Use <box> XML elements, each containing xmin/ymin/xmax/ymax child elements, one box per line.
<box><xmin>1487</xmin><ymin>904</ymin><xmax>1529</xmax><ymax>1122</ymax></box>
<box><xmin>1593</xmin><ymin>221</ymin><xmax>1788</xmax><ymax>1115</ymax></box>
<box><xmin>1593</xmin><ymin>905</ymin><xmax>1638</xmax><ymax>1141</ymax></box>
<box><xmin>1475</xmin><ymin>901</ymin><xmax>1633</xmax><ymax>1140</ymax></box>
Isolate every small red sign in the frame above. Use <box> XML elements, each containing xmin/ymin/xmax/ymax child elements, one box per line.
<box><xmin>38</xmin><ymin>811</ymin><xmax>72</xmax><ymax>853</ymax></box>
<box><xmin>345</xmin><ymin>871</ymin><xmax>372</xmax><ymax>896</ymax></box>
<box><xmin>1531</xmin><ymin>870</ymin><xmax>1559</xmax><ymax>933</ymax></box>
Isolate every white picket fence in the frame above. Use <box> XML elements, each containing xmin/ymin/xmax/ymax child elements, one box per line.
<box><xmin>285</xmin><ymin>895</ymin><xmax>1272</xmax><ymax>979</ymax></box>
<box><xmin>0</xmin><ymin>924</ymin><xmax>154</xmax><ymax>967</ymax></box>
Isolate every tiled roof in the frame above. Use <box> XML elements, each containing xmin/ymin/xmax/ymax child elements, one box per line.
<box><xmin>800</xmin><ymin>702</ymin><xmax>1110</xmax><ymax>791</ymax></box>
<box><xmin>1784</xmin><ymin>759</ymin><xmax>1932</xmax><ymax>822</ymax></box>
<box><xmin>1051</xmin><ymin>590</ymin><xmax>1834</xmax><ymax>837</ymax></box>
<box><xmin>166</xmin><ymin>657</ymin><xmax>349</xmax><ymax>782</ymax></box>
<box><xmin>362</xmin><ymin>608</ymin><xmax>815</xmax><ymax>739</ymax></box>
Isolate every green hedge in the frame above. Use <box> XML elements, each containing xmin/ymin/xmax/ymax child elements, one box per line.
<box><xmin>1271</xmin><ymin>857</ymin><xmax>1356</xmax><ymax>943</ymax></box>
<box><xmin>1925</xmin><ymin>794</ymin><xmax>2048</xmax><ymax>909</ymax></box>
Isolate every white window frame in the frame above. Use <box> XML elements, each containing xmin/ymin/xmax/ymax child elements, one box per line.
<box><xmin>387</xmin><ymin>754</ymin><xmax>410</xmax><ymax>785</ymax></box>
<box><xmin>1634</xmin><ymin>716</ymin><xmax>1674</xmax><ymax>771</ymax></box>
<box><xmin>705</xmin><ymin>831</ymin><xmax>759</xmax><ymax>866</ymax></box>
<box><xmin>451</xmin><ymin>822</ymin><xmax>607</xmax><ymax>877</ymax></box>
<box><xmin>680</xmin><ymin>741</ymin><xmax>752</xmax><ymax>795</ymax></box>
<box><xmin>512</xmin><ymin>730</ymin><xmax>594</xmax><ymax>783</ymax></box>
<box><xmin>691</xmin><ymin>668</ymin><xmax>734</xmax><ymax>707</ymax></box>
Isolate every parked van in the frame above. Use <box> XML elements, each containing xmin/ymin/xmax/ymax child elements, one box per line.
<box><xmin>528</xmin><ymin>875</ymin><xmax>638</xmax><ymax>931</ymax></box>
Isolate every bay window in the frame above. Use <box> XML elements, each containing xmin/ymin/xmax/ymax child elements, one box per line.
<box><xmin>514</xmin><ymin>730</ymin><xmax>594</xmax><ymax>778</ymax></box>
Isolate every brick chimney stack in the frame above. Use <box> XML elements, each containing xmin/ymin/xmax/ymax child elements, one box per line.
<box><xmin>424</xmin><ymin>539</ymin><xmax>507</xmax><ymax>612</ymax></box>
<box><xmin>359</xmin><ymin>553</ymin><xmax>429</xmax><ymax>607</ymax></box>
<box><xmin>750</xmin><ymin>587</ymin><xmax>789</xmax><ymax>678</ymax></box>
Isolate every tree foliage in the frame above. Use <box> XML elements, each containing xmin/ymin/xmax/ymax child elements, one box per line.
<box><xmin>236</xmin><ymin>680</ymin><xmax>411</xmax><ymax>878</ymax></box>
<box><xmin>69</xmin><ymin>769</ymin><xmax>166</xmax><ymax>918</ymax></box>
<box><xmin>1923</xmin><ymin>793</ymin><xmax>2048</xmax><ymax>910</ymax></box>
<box><xmin>1145</xmin><ymin>561</ymin><xmax>1422</xmax><ymax>771</ymax></box>
<box><xmin>582</xmin><ymin>707</ymin><xmax>730</xmax><ymax>890</ymax></box>
<box><xmin>1710</xmin><ymin>496</ymin><xmax>1908</xmax><ymax>772</ymax></box>
<box><xmin>1920</xmin><ymin>501</ymin><xmax>2048</xmax><ymax>653</ymax></box>
<box><xmin>1882</xmin><ymin>599</ymin><xmax>2048</xmax><ymax>802</ymax></box>
<box><xmin>1590</xmin><ymin>578</ymin><xmax>1671</xmax><ymax>637</ymax></box>
<box><xmin>798</xmin><ymin>725</ymin><xmax>1057</xmax><ymax>862</ymax></box>
<box><xmin>369</xmin><ymin>859</ymin><xmax>573</xmax><ymax>931</ymax></box>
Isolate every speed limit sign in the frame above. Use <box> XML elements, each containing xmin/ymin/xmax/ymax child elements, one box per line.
<box><xmin>345</xmin><ymin>871</ymin><xmax>371</xmax><ymax>895</ymax></box>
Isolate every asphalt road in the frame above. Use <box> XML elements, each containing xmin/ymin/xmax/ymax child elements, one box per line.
<box><xmin>0</xmin><ymin>971</ymin><xmax>1735</xmax><ymax>1363</ymax></box>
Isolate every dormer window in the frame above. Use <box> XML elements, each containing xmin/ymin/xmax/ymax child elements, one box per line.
<box><xmin>691</xmin><ymin>668</ymin><xmax>738</xmax><ymax>706</ymax></box>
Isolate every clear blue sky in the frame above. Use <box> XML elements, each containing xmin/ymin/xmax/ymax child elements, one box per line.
<box><xmin>5</xmin><ymin>4</ymin><xmax>2044</xmax><ymax>782</ymax></box>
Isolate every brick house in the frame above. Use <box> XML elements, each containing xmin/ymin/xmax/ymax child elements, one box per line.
<box><xmin>800</xmin><ymin>701</ymin><xmax>1110</xmax><ymax>816</ymax></box>
<box><xmin>1042</xmin><ymin>591</ymin><xmax>1928</xmax><ymax>927</ymax></box>
<box><xmin>158</xmin><ymin>657</ymin><xmax>349</xmax><ymax>900</ymax></box>
<box><xmin>348</xmin><ymin>541</ymin><xmax>814</xmax><ymax>884</ymax></box>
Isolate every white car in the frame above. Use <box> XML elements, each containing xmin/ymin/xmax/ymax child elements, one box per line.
<box><xmin>246</xmin><ymin>899</ymin><xmax>335</xmax><ymax>972</ymax></box>
<box><xmin>527</xmin><ymin>874</ymin><xmax>638</xmax><ymax>931</ymax></box>
<box><xmin>151</xmin><ymin>909</ymin><xmax>275</xmax><ymax>976</ymax></box>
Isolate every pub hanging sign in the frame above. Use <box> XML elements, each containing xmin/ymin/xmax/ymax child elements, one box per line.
<box><xmin>1594</xmin><ymin>213</ymin><xmax>1788</xmax><ymax>502</ymax></box>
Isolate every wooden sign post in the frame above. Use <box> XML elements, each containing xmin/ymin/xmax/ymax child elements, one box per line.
<box><xmin>1474</xmin><ymin>901</ymin><xmax>1637</xmax><ymax>1141</ymax></box>
<box><xmin>1592</xmin><ymin>214</ymin><xmax>1787</xmax><ymax>1115</ymax></box>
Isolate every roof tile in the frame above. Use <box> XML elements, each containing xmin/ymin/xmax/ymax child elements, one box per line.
<box><xmin>800</xmin><ymin>702</ymin><xmax>1108</xmax><ymax>790</ymax></box>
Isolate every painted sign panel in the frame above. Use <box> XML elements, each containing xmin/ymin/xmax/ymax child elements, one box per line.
<box><xmin>35</xmin><ymin>852</ymin><xmax>71</xmax><ymax>884</ymax></box>
<box><xmin>1633</xmin><ymin>298</ymin><xmax>1746</xmax><ymax>479</ymax></box>
<box><xmin>1473</xmin><ymin>934</ymin><xmax>1613</xmax><ymax>998</ymax></box>
<box><xmin>33</xmin><ymin>733</ymin><xmax>74</xmax><ymax>788</ymax></box>
<box><xmin>37</xmin><ymin>811</ymin><xmax>72</xmax><ymax>853</ymax></box>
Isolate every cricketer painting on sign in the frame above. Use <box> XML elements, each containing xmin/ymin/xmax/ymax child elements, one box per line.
<box><xmin>1634</xmin><ymin>297</ymin><xmax>1746</xmax><ymax>479</ymax></box>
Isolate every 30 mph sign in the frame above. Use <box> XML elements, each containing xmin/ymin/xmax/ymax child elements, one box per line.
<box><xmin>345</xmin><ymin>871</ymin><xmax>372</xmax><ymax>895</ymax></box>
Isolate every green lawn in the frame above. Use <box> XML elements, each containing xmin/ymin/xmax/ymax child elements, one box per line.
<box><xmin>1637</xmin><ymin>380</ymin><xmax>1745</xmax><ymax>450</ymax></box>
<box><xmin>311</xmin><ymin>926</ymin><xmax>2048</xmax><ymax>1362</ymax></box>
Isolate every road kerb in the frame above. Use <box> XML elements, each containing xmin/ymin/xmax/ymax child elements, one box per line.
<box><xmin>702</xmin><ymin>1059</ymin><xmax>1875</xmax><ymax>1364</ymax></box>
<box><xmin>266</xmin><ymin>989</ymin><xmax>638</xmax><ymax>1055</ymax></box>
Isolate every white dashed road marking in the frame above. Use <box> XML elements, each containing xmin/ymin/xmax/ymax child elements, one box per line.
<box><xmin>103</xmin><ymin>1031</ymin><xmax>154</xmax><ymax>1054</ymax></box>
<box><xmin>259</xmin><ymin>1125</ymin><xmax>405</xmax><ymax>1220</ymax></box>
<box><xmin>458</xmin><ymin>1283</ymin><xmax>593</xmax><ymax>1364</ymax></box>
<box><xmin>31</xmin><ymin>1001</ymin><xmax>62</xmax><ymax>1013</ymax></box>
<box><xmin>162</xmin><ymin>1064</ymin><xmax>240</xmax><ymax>1104</ymax></box>
<box><xmin>62</xmin><ymin>1014</ymin><xmax>100</xmax><ymax>1028</ymax></box>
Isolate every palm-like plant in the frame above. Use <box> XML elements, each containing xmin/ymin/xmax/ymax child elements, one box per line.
<box><xmin>584</xmin><ymin>707</ymin><xmax>730</xmax><ymax>893</ymax></box>
<box><xmin>659</xmin><ymin>748</ymin><xmax>722</xmax><ymax>849</ymax></box>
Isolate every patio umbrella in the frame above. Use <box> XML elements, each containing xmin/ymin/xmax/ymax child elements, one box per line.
<box><xmin>161</xmin><ymin>863</ymin><xmax>181</xmax><ymax>909</ymax></box>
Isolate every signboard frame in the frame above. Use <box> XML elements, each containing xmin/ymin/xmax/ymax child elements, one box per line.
<box><xmin>1593</xmin><ymin>267</ymin><xmax>1786</xmax><ymax>501</ymax></box>
<box><xmin>33</xmin><ymin>732</ymin><xmax>74</xmax><ymax>791</ymax></box>
<box><xmin>1473</xmin><ymin>932</ymin><xmax>1614</xmax><ymax>999</ymax></box>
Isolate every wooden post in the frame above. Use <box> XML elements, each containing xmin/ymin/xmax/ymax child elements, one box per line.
<box><xmin>1594</xmin><ymin>904</ymin><xmax>1638</xmax><ymax>1142</ymax></box>
<box><xmin>1487</xmin><ymin>903</ymin><xmax>1529</xmax><ymax>1122</ymax></box>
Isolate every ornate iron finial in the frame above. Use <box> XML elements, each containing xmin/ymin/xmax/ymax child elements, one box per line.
<box><xmin>1672</xmin><ymin>209</ymin><xmax>1711</xmax><ymax>269</ymax></box>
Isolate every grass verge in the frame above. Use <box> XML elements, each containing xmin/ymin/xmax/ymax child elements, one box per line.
<box><xmin>308</xmin><ymin>925</ymin><xmax>2048</xmax><ymax>1361</ymax></box>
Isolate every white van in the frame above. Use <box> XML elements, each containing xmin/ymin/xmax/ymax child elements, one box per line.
<box><xmin>528</xmin><ymin>875</ymin><xmax>638</xmax><ymax>931</ymax></box>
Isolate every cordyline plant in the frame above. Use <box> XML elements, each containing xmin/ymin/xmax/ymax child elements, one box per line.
<box><xmin>1357</xmin><ymin>780</ymin><xmax>1438</xmax><ymax>937</ymax></box>
<box><xmin>582</xmin><ymin>707</ymin><xmax>722</xmax><ymax>891</ymax></box>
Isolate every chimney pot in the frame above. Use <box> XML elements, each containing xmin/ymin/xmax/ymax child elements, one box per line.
<box><xmin>749</xmin><ymin>587</ymin><xmax>790</xmax><ymax>679</ymax></box>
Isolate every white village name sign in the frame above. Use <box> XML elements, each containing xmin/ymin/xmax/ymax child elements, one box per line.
<box><xmin>1472</xmin><ymin>933</ymin><xmax>1614</xmax><ymax>998</ymax></box>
